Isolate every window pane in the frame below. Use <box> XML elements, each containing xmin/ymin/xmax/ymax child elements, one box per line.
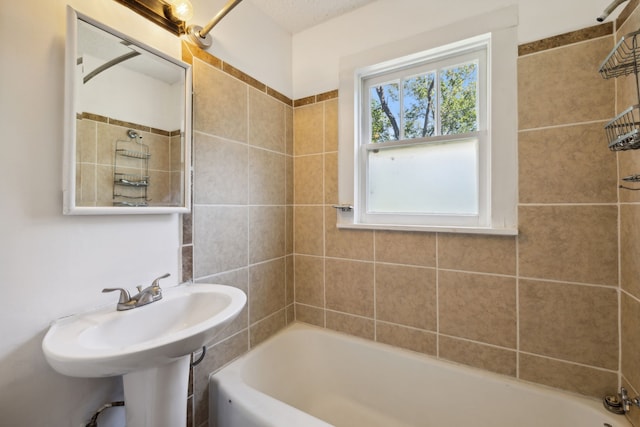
<box><xmin>367</xmin><ymin>139</ymin><xmax>478</xmax><ymax>215</ymax></box>
<box><xmin>370</xmin><ymin>83</ymin><xmax>399</xmax><ymax>142</ymax></box>
<box><xmin>440</xmin><ymin>62</ymin><xmax>478</xmax><ymax>135</ymax></box>
<box><xmin>403</xmin><ymin>73</ymin><xmax>436</xmax><ymax>139</ymax></box>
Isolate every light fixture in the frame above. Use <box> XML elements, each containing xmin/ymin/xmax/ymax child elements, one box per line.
<box><xmin>113</xmin><ymin>0</ymin><xmax>243</xmax><ymax>46</ymax></box>
<box><xmin>113</xmin><ymin>0</ymin><xmax>192</xmax><ymax>35</ymax></box>
<box><xmin>163</xmin><ymin>0</ymin><xmax>193</xmax><ymax>22</ymax></box>
<box><xmin>186</xmin><ymin>0</ymin><xmax>243</xmax><ymax>49</ymax></box>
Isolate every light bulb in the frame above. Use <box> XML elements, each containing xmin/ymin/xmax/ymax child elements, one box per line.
<box><xmin>167</xmin><ymin>0</ymin><xmax>193</xmax><ymax>21</ymax></box>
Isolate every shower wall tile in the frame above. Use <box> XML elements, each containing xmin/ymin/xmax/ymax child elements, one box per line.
<box><xmin>193</xmin><ymin>206</ymin><xmax>248</xmax><ymax>277</ymax></box>
<box><xmin>294</xmin><ymin>255</ymin><xmax>324</xmax><ymax>307</ymax></box>
<box><xmin>248</xmin><ymin>147</ymin><xmax>286</xmax><ymax>205</ymax></box>
<box><xmin>621</xmin><ymin>205</ymin><xmax>640</xmax><ymax>299</ymax></box>
<box><xmin>324</xmin><ymin>152</ymin><xmax>338</xmax><ymax>205</ymax></box>
<box><xmin>325</xmin><ymin>259</ymin><xmax>374</xmax><ymax>317</ymax></box>
<box><xmin>285</xmin><ymin>206</ymin><xmax>294</xmax><ymax>254</ymax></box>
<box><xmin>616</xmin><ymin>5</ymin><xmax>640</xmax><ymax>420</ymax></box>
<box><xmin>250</xmin><ymin>310</ymin><xmax>287</xmax><ymax>347</ymax></box>
<box><xmin>193</xmin><ymin>60</ymin><xmax>248</xmax><ymax>142</ymax></box>
<box><xmin>294</xmin><ymin>103</ymin><xmax>324</xmax><ymax>155</ymax></box>
<box><xmin>519</xmin><ymin>353</ymin><xmax>617</xmax><ymax>397</ymax></box>
<box><xmin>285</xmin><ymin>156</ymin><xmax>294</xmax><ymax>205</ymax></box>
<box><xmin>517</xmin><ymin>35</ymin><xmax>614</xmax><ymax>130</ymax></box>
<box><xmin>293</xmin><ymin>206</ymin><xmax>324</xmax><ymax>255</ymax></box>
<box><xmin>439</xmin><ymin>336</ymin><xmax>517</xmax><ymax>377</ymax></box>
<box><xmin>438</xmin><ymin>234</ymin><xmax>516</xmax><ymax>275</ymax></box>
<box><xmin>193</xmin><ymin>133</ymin><xmax>248</xmax><ymax>205</ymax></box>
<box><xmin>249</xmin><ymin>88</ymin><xmax>286</xmax><ymax>153</ymax></box>
<box><xmin>249</xmin><ymin>206</ymin><xmax>285</xmax><ymax>263</ymax></box>
<box><xmin>295</xmin><ymin>303</ymin><xmax>325</xmax><ymax>327</ymax></box>
<box><xmin>375</xmin><ymin>322</ymin><xmax>436</xmax><ymax>356</ymax></box>
<box><xmin>285</xmin><ymin>105</ymin><xmax>294</xmax><ymax>156</ymax></box>
<box><xmin>622</xmin><ymin>293</ymin><xmax>640</xmax><ymax>390</ymax></box>
<box><xmin>518</xmin><ymin>205</ymin><xmax>618</xmax><ymax>286</ymax></box>
<box><xmin>519</xmin><ymin>279</ymin><xmax>618</xmax><ymax>369</ymax></box>
<box><xmin>326</xmin><ymin>310</ymin><xmax>374</xmax><ymax>340</ymax></box>
<box><xmin>617</xmin><ymin>0</ymin><xmax>640</xmax><ymax>36</ymax></box>
<box><xmin>186</xmin><ymin>46</ymin><xmax>293</xmax><ymax>427</ymax></box>
<box><xmin>249</xmin><ymin>258</ymin><xmax>286</xmax><ymax>323</ymax></box>
<box><xmin>286</xmin><ymin>304</ymin><xmax>295</xmax><ymax>324</ymax></box>
<box><xmin>374</xmin><ymin>230</ymin><xmax>436</xmax><ymax>267</ymax></box>
<box><xmin>518</xmin><ymin>122</ymin><xmax>617</xmax><ymax>204</ymax></box>
<box><xmin>294</xmin><ymin>154</ymin><xmax>323</xmax><ymax>204</ymax></box>
<box><xmin>438</xmin><ymin>271</ymin><xmax>517</xmax><ymax>349</ymax></box>
<box><xmin>285</xmin><ymin>255</ymin><xmax>294</xmax><ymax>306</ymax></box>
<box><xmin>375</xmin><ymin>263</ymin><xmax>436</xmax><ymax>330</ymax></box>
<box><xmin>619</xmin><ymin>151</ymin><xmax>640</xmax><ymax>203</ymax></box>
<box><xmin>325</xmin><ymin>207</ymin><xmax>374</xmax><ymax>260</ymax></box>
<box><xmin>324</xmin><ymin>99</ymin><xmax>339</xmax><ymax>152</ymax></box>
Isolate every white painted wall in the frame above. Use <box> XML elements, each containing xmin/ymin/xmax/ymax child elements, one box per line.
<box><xmin>292</xmin><ymin>0</ymin><xmax>621</xmax><ymax>99</ymax></box>
<box><xmin>0</xmin><ymin>0</ymin><xmax>290</xmax><ymax>426</ymax></box>
<box><xmin>190</xmin><ymin>0</ymin><xmax>293</xmax><ymax>97</ymax></box>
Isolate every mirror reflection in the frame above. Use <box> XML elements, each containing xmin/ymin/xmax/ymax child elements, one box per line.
<box><xmin>68</xmin><ymin>11</ymin><xmax>191</xmax><ymax>213</ymax></box>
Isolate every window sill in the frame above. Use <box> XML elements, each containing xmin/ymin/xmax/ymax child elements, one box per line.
<box><xmin>336</xmin><ymin>221</ymin><xmax>518</xmax><ymax>236</ymax></box>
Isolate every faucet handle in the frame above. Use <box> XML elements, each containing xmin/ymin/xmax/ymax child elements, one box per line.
<box><xmin>102</xmin><ymin>288</ymin><xmax>131</xmax><ymax>303</ymax></box>
<box><xmin>151</xmin><ymin>273</ymin><xmax>170</xmax><ymax>287</ymax></box>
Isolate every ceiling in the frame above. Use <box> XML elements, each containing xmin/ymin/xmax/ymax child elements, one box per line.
<box><xmin>247</xmin><ymin>0</ymin><xmax>378</xmax><ymax>34</ymax></box>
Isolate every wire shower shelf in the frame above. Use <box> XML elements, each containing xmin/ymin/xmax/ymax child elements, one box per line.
<box><xmin>600</xmin><ymin>29</ymin><xmax>640</xmax><ymax>152</ymax></box>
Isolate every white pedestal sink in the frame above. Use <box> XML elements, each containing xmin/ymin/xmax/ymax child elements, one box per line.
<box><xmin>42</xmin><ymin>283</ymin><xmax>246</xmax><ymax>427</ymax></box>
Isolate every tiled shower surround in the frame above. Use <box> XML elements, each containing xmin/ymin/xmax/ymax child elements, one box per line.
<box><xmin>181</xmin><ymin>4</ymin><xmax>640</xmax><ymax>426</ymax></box>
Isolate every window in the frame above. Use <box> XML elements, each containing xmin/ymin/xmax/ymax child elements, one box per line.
<box><xmin>362</xmin><ymin>40</ymin><xmax>487</xmax><ymax>228</ymax></box>
<box><xmin>338</xmin><ymin>8</ymin><xmax>518</xmax><ymax>234</ymax></box>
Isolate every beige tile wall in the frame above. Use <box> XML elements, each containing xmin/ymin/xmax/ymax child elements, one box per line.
<box><xmin>292</xmin><ymin>27</ymin><xmax>622</xmax><ymax>401</ymax></box>
<box><xmin>618</xmin><ymin>4</ymin><xmax>640</xmax><ymax>427</ymax></box>
<box><xmin>181</xmin><ymin>7</ymin><xmax>640</xmax><ymax>425</ymax></box>
<box><xmin>180</xmin><ymin>43</ymin><xmax>294</xmax><ymax>427</ymax></box>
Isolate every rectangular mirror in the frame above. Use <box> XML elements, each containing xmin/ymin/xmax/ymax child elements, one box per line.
<box><xmin>63</xmin><ymin>6</ymin><xmax>192</xmax><ymax>214</ymax></box>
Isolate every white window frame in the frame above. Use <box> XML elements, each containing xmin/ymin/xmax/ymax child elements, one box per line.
<box><xmin>337</xmin><ymin>6</ymin><xmax>518</xmax><ymax>235</ymax></box>
<box><xmin>360</xmin><ymin>42</ymin><xmax>488</xmax><ymax>228</ymax></box>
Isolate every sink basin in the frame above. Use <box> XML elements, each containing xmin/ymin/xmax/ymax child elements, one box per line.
<box><xmin>43</xmin><ymin>283</ymin><xmax>246</xmax><ymax>377</ymax></box>
<box><xmin>42</xmin><ymin>283</ymin><xmax>246</xmax><ymax>427</ymax></box>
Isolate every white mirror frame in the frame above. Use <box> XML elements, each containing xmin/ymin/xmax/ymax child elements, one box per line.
<box><xmin>63</xmin><ymin>6</ymin><xmax>192</xmax><ymax>215</ymax></box>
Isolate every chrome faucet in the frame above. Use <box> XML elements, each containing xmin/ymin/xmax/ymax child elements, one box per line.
<box><xmin>103</xmin><ymin>273</ymin><xmax>170</xmax><ymax>311</ymax></box>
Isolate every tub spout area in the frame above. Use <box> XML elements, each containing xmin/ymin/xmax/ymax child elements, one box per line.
<box><xmin>604</xmin><ymin>387</ymin><xmax>640</xmax><ymax>415</ymax></box>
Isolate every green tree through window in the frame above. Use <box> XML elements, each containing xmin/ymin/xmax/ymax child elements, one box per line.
<box><xmin>370</xmin><ymin>62</ymin><xmax>478</xmax><ymax>143</ymax></box>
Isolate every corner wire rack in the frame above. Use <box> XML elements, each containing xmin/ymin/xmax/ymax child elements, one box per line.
<box><xmin>600</xmin><ymin>29</ymin><xmax>640</xmax><ymax>152</ymax></box>
<box><xmin>112</xmin><ymin>129</ymin><xmax>151</xmax><ymax>207</ymax></box>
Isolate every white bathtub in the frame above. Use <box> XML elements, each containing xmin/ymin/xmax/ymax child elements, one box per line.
<box><xmin>210</xmin><ymin>323</ymin><xmax>630</xmax><ymax>427</ymax></box>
